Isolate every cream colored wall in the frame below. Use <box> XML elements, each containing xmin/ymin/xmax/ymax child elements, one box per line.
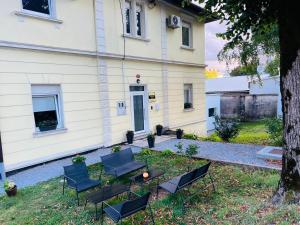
<box><xmin>0</xmin><ymin>0</ymin><xmax>96</xmax><ymax>51</ymax></box>
<box><xmin>0</xmin><ymin>48</ymin><xmax>102</xmax><ymax>171</ymax></box>
<box><xmin>103</xmin><ymin>0</ymin><xmax>205</xmax><ymax>65</ymax></box>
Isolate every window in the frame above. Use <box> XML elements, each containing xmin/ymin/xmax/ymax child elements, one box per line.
<box><xmin>124</xmin><ymin>0</ymin><xmax>145</xmax><ymax>38</ymax></box>
<box><xmin>184</xmin><ymin>84</ymin><xmax>193</xmax><ymax>109</ymax></box>
<box><xmin>182</xmin><ymin>21</ymin><xmax>192</xmax><ymax>47</ymax></box>
<box><xmin>209</xmin><ymin>108</ymin><xmax>216</xmax><ymax>117</ymax></box>
<box><xmin>31</xmin><ymin>85</ymin><xmax>63</xmax><ymax>132</ymax></box>
<box><xmin>22</xmin><ymin>0</ymin><xmax>54</xmax><ymax>17</ymax></box>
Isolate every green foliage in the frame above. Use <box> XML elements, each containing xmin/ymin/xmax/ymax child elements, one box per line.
<box><xmin>214</xmin><ymin>116</ymin><xmax>240</xmax><ymax>142</ymax></box>
<box><xmin>265</xmin><ymin>56</ymin><xmax>280</xmax><ymax>76</ymax></box>
<box><xmin>175</xmin><ymin>142</ymin><xmax>184</xmax><ymax>154</ymax></box>
<box><xmin>111</xmin><ymin>145</ymin><xmax>121</xmax><ymax>153</ymax></box>
<box><xmin>185</xmin><ymin>144</ymin><xmax>199</xmax><ymax>158</ymax></box>
<box><xmin>140</xmin><ymin>148</ymin><xmax>152</xmax><ymax>156</ymax></box>
<box><xmin>265</xmin><ymin>117</ymin><xmax>283</xmax><ymax>146</ymax></box>
<box><xmin>147</xmin><ymin>133</ymin><xmax>155</xmax><ymax>140</ymax></box>
<box><xmin>161</xmin><ymin>149</ymin><xmax>175</xmax><ymax>157</ymax></box>
<box><xmin>183</xmin><ymin>133</ymin><xmax>198</xmax><ymax>140</ymax></box>
<box><xmin>72</xmin><ymin>155</ymin><xmax>86</xmax><ymax>164</ymax></box>
<box><xmin>230</xmin><ymin>63</ymin><xmax>258</xmax><ymax>76</ymax></box>
<box><xmin>4</xmin><ymin>180</ymin><xmax>16</xmax><ymax>191</ymax></box>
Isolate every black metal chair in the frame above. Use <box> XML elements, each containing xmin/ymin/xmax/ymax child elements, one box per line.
<box><xmin>101</xmin><ymin>192</ymin><xmax>155</xmax><ymax>225</ymax></box>
<box><xmin>63</xmin><ymin>163</ymin><xmax>101</xmax><ymax>206</ymax></box>
<box><xmin>100</xmin><ymin>148</ymin><xmax>146</xmax><ymax>178</ymax></box>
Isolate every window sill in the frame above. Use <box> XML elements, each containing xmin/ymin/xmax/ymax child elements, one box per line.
<box><xmin>15</xmin><ymin>11</ymin><xmax>63</xmax><ymax>24</ymax></box>
<box><xmin>183</xmin><ymin>108</ymin><xmax>195</xmax><ymax>112</ymax></box>
<box><xmin>33</xmin><ymin>128</ymin><xmax>68</xmax><ymax>137</ymax></box>
<box><xmin>122</xmin><ymin>34</ymin><xmax>150</xmax><ymax>42</ymax></box>
<box><xmin>181</xmin><ymin>46</ymin><xmax>195</xmax><ymax>51</ymax></box>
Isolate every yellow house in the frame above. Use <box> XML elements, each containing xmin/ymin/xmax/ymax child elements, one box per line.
<box><xmin>0</xmin><ymin>0</ymin><xmax>210</xmax><ymax>175</ymax></box>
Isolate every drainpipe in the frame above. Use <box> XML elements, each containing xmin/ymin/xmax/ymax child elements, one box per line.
<box><xmin>0</xmin><ymin>132</ymin><xmax>5</xmax><ymax>181</ymax></box>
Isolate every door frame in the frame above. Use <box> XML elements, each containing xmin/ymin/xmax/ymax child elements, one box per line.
<box><xmin>129</xmin><ymin>85</ymin><xmax>149</xmax><ymax>134</ymax></box>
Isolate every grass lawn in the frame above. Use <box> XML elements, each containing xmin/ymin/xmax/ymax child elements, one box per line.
<box><xmin>202</xmin><ymin>120</ymin><xmax>274</xmax><ymax>146</ymax></box>
<box><xmin>0</xmin><ymin>151</ymin><xmax>298</xmax><ymax>225</ymax></box>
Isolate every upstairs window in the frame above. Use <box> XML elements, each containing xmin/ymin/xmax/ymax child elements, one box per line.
<box><xmin>22</xmin><ymin>0</ymin><xmax>54</xmax><ymax>17</ymax></box>
<box><xmin>184</xmin><ymin>84</ymin><xmax>193</xmax><ymax>109</ymax></box>
<box><xmin>182</xmin><ymin>21</ymin><xmax>192</xmax><ymax>47</ymax></box>
<box><xmin>31</xmin><ymin>85</ymin><xmax>64</xmax><ymax>132</ymax></box>
<box><xmin>124</xmin><ymin>0</ymin><xmax>145</xmax><ymax>38</ymax></box>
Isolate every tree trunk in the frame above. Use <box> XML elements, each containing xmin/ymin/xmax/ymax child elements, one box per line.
<box><xmin>272</xmin><ymin>1</ymin><xmax>300</xmax><ymax>204</ymax></box>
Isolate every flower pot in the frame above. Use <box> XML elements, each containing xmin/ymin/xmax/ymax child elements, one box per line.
<box><xmin>156</xmin><ymin>125</ymin><xmax>163</xmax><ymax>136</ymax></box>
<box><xmin>176</xmin><ymin>130</ymin><xmax>183</xmax><ymax>139</ymax></box>
<box><xmin>126</xmin><ymin>131</ymin><xmax>134</xmax><ymax>144</ymax></box>
<box><xmin>147</xmin><ymin>138</ymin><xmax>155</xmax><ymax>148</ymax></box>
<box><xmin>5</xmin><ymin>186</ymin><xmax>17</xmax><ymax>197</ymax></box>
<box><xmin>39</xmin><ymin>125</ymin><xmax>57</xmax><ymax>132</ymax></box>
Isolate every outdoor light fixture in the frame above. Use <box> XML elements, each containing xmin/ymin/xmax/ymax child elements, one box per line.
<box><xmin>147</xmin><ymin>0</ymin><xmax>156</xmax><ymax>9</ymax></box>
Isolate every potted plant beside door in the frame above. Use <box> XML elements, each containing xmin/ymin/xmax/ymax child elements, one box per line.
<box><xmin>126</xmin><ymin>130</ymin><xmax>134</xmax><ymax>144</ymax></box>
<box><xmin>156</xmin><ymin>124</ymin><xmax>163</xmax><ymax>136</ymax></box>
<box><xmin>4</xmin><ymin>180</ymin><xmax>17</xmax><ymax>197</ymax></box>
<box><xmin>147</xmin><ymin>133</ymin><xmax>155</xmax><ymax>148</ymax></box>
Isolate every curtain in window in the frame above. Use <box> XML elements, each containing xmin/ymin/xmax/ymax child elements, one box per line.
<box><xmin>125</xmin><ymin>1</ymin><xmax>131</xmax><ymax>34</ymax></box>
<box><xmin>32</xmin><ymin>96</ymin><xmax>56</xmax><ymax>112</ymax></box>
<box><xmin>136</xmin><ymin>4</ymin><xmax>142</xmax><ymax>36</ymax></box>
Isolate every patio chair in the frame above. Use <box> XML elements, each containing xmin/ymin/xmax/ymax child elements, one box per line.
<box><xmin>63</xmin><ymin>163</ymin><xmax>101</xmax><ymax>206</ymax></box>
<box><xmin>101</xmin><ymin>192</ymin><xmax>155</xmax><ymax>225</ymax></box>
<box><xmin>100</xmin><ymin>148</ymin><xmax>146</xmax><ymax>178</ymax></box>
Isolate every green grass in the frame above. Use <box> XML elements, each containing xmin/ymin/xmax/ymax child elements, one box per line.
<box><xmin>202</xmin><ymin>120</ymin><xmax>274</xmax><ymax>146</ymax></box>
<box><xmin>0</xmin><ymin>151</ymin><xmax>298</xmax><ymax>225</ymax></box>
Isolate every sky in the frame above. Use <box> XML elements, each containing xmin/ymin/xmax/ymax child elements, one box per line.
<box><xmin>205</xmin><ymin>21</ymin><xmax>230</xmax><ymax>76</ymax></box>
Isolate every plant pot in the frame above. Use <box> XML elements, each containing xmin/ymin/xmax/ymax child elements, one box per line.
<box><xmin>5</xmin><ymin>186</ymin><xmax>17</xmax><ymax>197</ymax></box>
<box><xmin>126</xmin><ymin>132</ymin><xmax>134</xmax><ymax>144</ymax></box>
<box><xmin>147</xmin><ymin>138</ymin><xmax>155</xmax><ymax>148</ymax></box>
<box><xmin>176</xmin><ymin>131</ymin><xmax>183</xmax><ymax>139</ymax></box>
<box><xmin>156</xmin><ymin>126</ymin><xmax>163</xmax><ymax>136</ymax></box>
<box><xmin>39</xmin><ymin>125</ymin><xmax>57</xmax><ymax>132</ymax></box>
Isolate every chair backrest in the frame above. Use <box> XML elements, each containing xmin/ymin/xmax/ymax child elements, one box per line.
<box><xmin>193</xmin><ymin>162</ymin><xmax>211</xmax><ymax>181</ymax></box>
<box><xmin>101</xmin><ymin>148</ymin><xmax>134</xmax><ymax>168</ymax></box>
<box><xmin>177</xmin><ymin>171</ymin><xmax>195</xmax><ymax>189</ymax></box>
<box><xmin>120</xmin><ymin>192</ymin><xmax>151</xmax><ymax>218</ymax></box>
<box><xmin>64</xmin><ymin>163</ymin><xmax>89</xmax><ymax>184</ymax></box>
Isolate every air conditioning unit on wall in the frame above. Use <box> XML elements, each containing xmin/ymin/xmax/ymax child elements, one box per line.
<box><xmin>167</xmin><ymin>15</ymin><xmax>181</xmax><ymax>29</ymax></box>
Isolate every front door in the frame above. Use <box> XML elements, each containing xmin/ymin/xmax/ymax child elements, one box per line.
<box><xmin>130</xmin><ymin>86</ymin><xmax>147</xmax><ymax>133</ymax></box>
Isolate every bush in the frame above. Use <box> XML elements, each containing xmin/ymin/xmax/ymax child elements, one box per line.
<box><xmin>161</xmin><ymin>149</ymin><xmax>175</xmax><ymax>157</ymax></box>
<box><xmin>185</xmin><ymin>144</ymin><xmax>199</xmax><ymax>158</ymax></box>
<box><xmin>112</xmin><ymin>145</ymin><xmax>121</xmax><ymax>153</ymax></box>
<box><xmin>214</xmin><ymin>116</ymin><xmax>240</xmax><ymax>142</ymax></box>
<box><xmin>183</xmin><ymin>133</ymin><xmax>199</xmax><ymax>140</ymax></box>
<box><xmin>265</xmin><ymin>117</ymin><xmax>283</xmax><ymax>146</ymax></box>
<box><xmin>175</xmin><ymin>142</ymin><xmax>184</xmax><ymax>154</ymax></box>
<box><xmin>140</xmin><ymin>148</ymin><xmax>152</xmax><ymax>156</ymax></box>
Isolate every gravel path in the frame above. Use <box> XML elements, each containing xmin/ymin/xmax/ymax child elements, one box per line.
<box><xmin>152</xmin><ymin>138</ymin><xmax>281</xmax><ymax>170</ymax></box>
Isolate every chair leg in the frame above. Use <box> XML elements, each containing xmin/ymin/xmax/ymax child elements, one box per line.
<box><xmin>62</xmin><ymin>178</ymin><xmax>66</xmax><ymax>195</ymax></box>
<box><xmin>148</xmin><ymin>205</ymin><xmax>155</xmax><ymax>225</ymax></box>
<box><xmin>76</xmin><ymin>192</ymin><xmax>80</xmax><ymax>206</ymax></box>
<box><xmin>101</xmin><ymin>203</ymin><xmax>104</xmax><ymax>225</ymax></box>
<box><xmin>95</xmin><ymin>204</ymin><xmax>98</xmax><ymax>220</ymax></box>
<box><xmin>209</xmin><ymin>173</ymin><xmax>216</xmax><ymax>192</ymax></box>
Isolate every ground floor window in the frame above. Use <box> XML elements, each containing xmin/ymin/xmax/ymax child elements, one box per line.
<box><xmin>184</xmin><ymin>84</ymin><xmax>193</xmax><ymax>109</ymax></box>
<box><xmin>208</xmin><ymin>107</ymin><xmax>217</xmax><ymax>117</ymax></box>
<box><xmin>31</xmin><ymin>85</ymin><xmax>63</xmax><ymax>132</ymax></box>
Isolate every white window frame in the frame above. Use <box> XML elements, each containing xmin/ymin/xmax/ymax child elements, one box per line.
<box><xmin>123</xmin><ymin>0</ymin><xmax>147</xmax><ymax>39</ymax></box>
<box><xmin>184</xmin><ymin>84</ymin><xmax>193</xmax><ymax>109</ymax></box>
<box><xmin>182</xmin><ymin>21</ymin><xmax>193</xmax><ymax>48</ymax></box>
<box><xmin>20</xmin><ymin>0</ymin><xmax>57</xmax><ymax>19</ymax></box>
<box><xmin>31</xmin><ymin>85</ymin><xmax>64</xmax><ymax>133</ymax></box>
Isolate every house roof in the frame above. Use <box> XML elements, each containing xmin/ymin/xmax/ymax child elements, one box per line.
<box><xmin>205</xmin><ymin>76</ymin><xmax>250</xmax><ymax>94</ymax></box>
<box><xmin>159</xmin><ymin>0</ymin><xmax>217</xmax><ymax>23</ymax></box>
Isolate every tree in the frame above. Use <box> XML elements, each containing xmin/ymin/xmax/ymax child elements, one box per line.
<box><xmin>184</xmin><ymin>0</ymin><xmax>300</xmax><ymax>204</ymax></box>
<box><xmin>230</xmin><ymin>63</ymin><xmax>258</xmax><ymax>76</ymax></box>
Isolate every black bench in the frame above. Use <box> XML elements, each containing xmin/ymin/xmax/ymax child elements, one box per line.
<box><xmin>158</xmin><ymin>162</ymin><xmax>215</xmax><ymax>210</ymax></box>
<box><xmin>100</xmin><ymin>148</ymin><xmax>146</xmax><ymax>178</ymax></box>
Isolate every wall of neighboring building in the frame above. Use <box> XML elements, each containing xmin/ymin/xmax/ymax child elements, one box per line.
<box><xmin>206</xmin><ymin>94</ymin><xmax>220</xmax><ymax>131</ymax></box>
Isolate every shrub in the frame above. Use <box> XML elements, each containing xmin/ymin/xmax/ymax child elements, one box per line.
<box><xmin>161</xmin><ymin>149</ymin><xmax>175</xmax><ymax>157</ymax></box>
<box><xmin>112</xmin><ymin>145</ymin><xmax>121</xmax><ymax>153</ymax></box>
<box><xmin>265</xmin><ymin>117</ymin><xmax>283</xmax><ymax>146</ymax></box>
<box><xmin>175</xmin><ymin>142</ymin><xmax>184</xmax><ymax>154</ymax></box>
<box><xmin>72</xmin><ymin>155</ymin><xmax>86</xmax><ymax>164</ymax></box>
<box><xmin>185</xmin><ymin>144</ymin><xmax>199</xmax><ymax>159</ymax></box>
<box><xmin>183</xmin><ymin>133</ymin><xmax>199</xmax><ymax>140</ymax></box>
<box><xmin>140</xmin><ymin>148</ymin><xmax>152</xmax><ymax>156</ymax></box>
<box><xmin>4</xmin><ymin>180</ymin><xmax>16</xmax><ymax>191</ymax></box>
<box><xmin>214</xmin><ymin>116</ymin><xmax>239</xmax><ymax>142</ymax></box>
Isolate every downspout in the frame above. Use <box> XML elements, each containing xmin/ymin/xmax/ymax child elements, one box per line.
<box><xmin>0</xmin><ymin>132</ymin><xmax>6</xmax><ymax>181</ymax></box>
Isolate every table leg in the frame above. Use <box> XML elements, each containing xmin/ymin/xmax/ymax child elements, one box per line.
<box><xmin>95</xmin><ymin>203</ymin><xmax>98</xmax><ymax>220</ymax></box>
